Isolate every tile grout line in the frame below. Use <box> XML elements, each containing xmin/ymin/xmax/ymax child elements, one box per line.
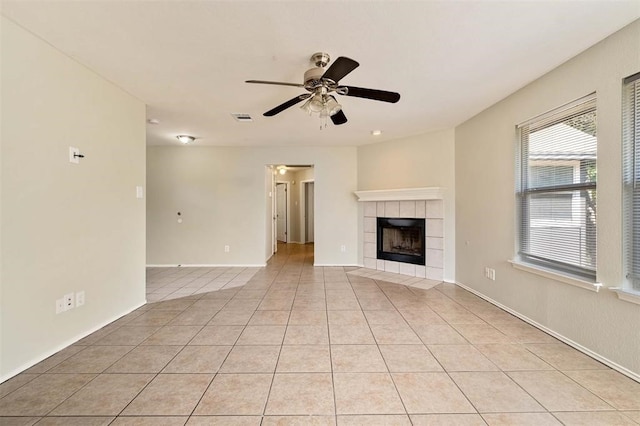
<box><xmin>357</xmin><ymin>275</ymin><xmax>415</xmax><ymax>420</ymax></box>
<box><xmin>261</xmin><ymin>250</ymin><xmax>295</xmax><ymax>420</ymax></box>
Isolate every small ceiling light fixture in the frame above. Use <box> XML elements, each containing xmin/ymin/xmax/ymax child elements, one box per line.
<box><xmin>176</xmin><ymin>135</ymin><xmax>195</xmax><ymax>144</ymax></box>
<box><xmin>277</xmin><ymin>165</ymin><xmax>287</xmax><ymax>175</ymax></box>
<box><xmin>147</xmin><ymin>118</ymin><xmax>160</xmax><ymax>125</ymax></box>
<box><xmin>371</xmin><ymin>130</ymin><xmax>382</xmax><ymax>136</ymax></box>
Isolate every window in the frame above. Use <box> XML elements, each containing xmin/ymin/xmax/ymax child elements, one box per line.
<box><xmin>517</xmin><ymin>94</ymin><xmax>597</xmax><ymax>280</ymax></box>
<box><xmin>623</xmin><ymin>72</ymin><xmax>640</xmax><ymax>290</ymax></box>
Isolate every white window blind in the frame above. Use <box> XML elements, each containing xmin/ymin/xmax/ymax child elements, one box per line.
<box><xmin>623</xmin><ymin>72</ymin><xmax>640</xmax><ymax>290</ymax></box>
<box><xmin>517</xmin><ymin>94</ymin><xmax>597</xmax><ymax>280</ymax></box>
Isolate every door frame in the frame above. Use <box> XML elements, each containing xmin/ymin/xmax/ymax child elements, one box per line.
<box><xmin>275</xmin><ymin>181</ymin><xmax>291</xmax><ymax>245</ymax></box>
<box><xmin>300</xmin><ymin>179</ymin><xmax>314</xmax><ymax>244</ymax></box>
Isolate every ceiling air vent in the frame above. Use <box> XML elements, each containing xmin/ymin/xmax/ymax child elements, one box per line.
<box><xmin>231</xmin><ymin>113</ymin><xmax>253</xmax><ymax>122</ymax></box>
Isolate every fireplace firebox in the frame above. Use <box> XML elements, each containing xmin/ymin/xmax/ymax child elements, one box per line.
<box><xmin>377</xmin><ymin>217</ymin><xmax>426</xmax><ymax>266</ymax></box>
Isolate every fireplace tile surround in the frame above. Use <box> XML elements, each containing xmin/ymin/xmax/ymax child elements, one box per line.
<box><xmin>357</xmin><ymin>189</ymin><xmax>445</xmax><ymax>281</ymax></box>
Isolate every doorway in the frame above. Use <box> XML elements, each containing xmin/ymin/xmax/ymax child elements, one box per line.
<box><xmin>266</xmin><ymin>165</ymin><xmax>314</xmax><ymax>260</ymax></box>
<box><xmin>276</xmin><ymin>182</ymin><xmax>288</xmax><ymax>243</ymax></box>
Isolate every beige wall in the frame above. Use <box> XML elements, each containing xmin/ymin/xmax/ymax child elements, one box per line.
<box><xmin>147</xmin><ymin>147</ymin><xmax>356</xmax><ymax>266</ymax></box>
<box><xmin>1</xmin><ymin>18</ymin><xmax>146</xmax><ymax>379</ymax></box>
<box><xmin>455</xmin><ymin>20</ymin><xmax>640</xmax><ymax>377</ymax></box>
<box><xmin>357</xmin><ymin>129</ymin><xmax>456</xmax><ymax>281</ymax></box>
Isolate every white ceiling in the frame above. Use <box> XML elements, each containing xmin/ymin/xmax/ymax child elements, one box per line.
<box><xmin>2</xmin><ymin>1</ymin><xmax>639</xmax><ymax>147</ymax></box>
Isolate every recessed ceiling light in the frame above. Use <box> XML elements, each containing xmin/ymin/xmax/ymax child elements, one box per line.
<box><xmin>371</xmin><ymin>130</ymin><xmax>382</xmax><ymax>136</ymax></box>
<box><xmin>147</xmin><ymin>118</ymin><xmax>160</xmax><ymax>124</ymax></box>
<box><xmin>177</xmin><ymin>135</ymin><xmax>195</xmax><ymax>144</ymax></box>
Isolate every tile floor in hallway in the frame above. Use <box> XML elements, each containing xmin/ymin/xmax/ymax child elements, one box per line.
<box><xmin>1</xmin><ymin>243</ymin><xmax>640</xmax><ymax>425</ymax></box>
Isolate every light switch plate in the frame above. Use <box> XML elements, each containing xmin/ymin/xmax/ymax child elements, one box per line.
<box><xmin>136</xmin><ymin>186</ymin><xmax>144</xmax><ymax>199</ymax></box>
<box><xmin>76</xmin><ymin>291</ymin><xmax>85</xmax><ymax>307</ymax></box>
<box><xmin>56</xmin><ymin>298</ymin><xmax>65</xmax><ymax>314</ymax></box>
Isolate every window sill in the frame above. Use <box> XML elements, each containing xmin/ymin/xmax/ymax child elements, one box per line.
<box><xmin>509</xmin><ymin>259</ymin><xmax>602</xmax><ymax>292</ymax></box>
<box><xmin>609</xmin><ymin>287</ymin><xmax>640</xmax><ymax>305</ymax></box>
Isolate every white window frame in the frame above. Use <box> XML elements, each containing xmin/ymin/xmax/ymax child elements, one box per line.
<box><xmin>619</xmin><ymin>71</ymin><xmax>640</xmax><ymax>301</ymax></box>
<box><xmin>516</xmin><ymin>93</ymin><xmax>597</xmax><ymax>282</ymax></box>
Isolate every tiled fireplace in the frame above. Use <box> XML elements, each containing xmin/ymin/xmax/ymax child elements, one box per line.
<box><xmin>355</xmin><ymin>188</ymin><xmax>444</xmax><ymax>281</ymax></box>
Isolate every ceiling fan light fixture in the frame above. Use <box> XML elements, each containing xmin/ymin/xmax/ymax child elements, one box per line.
<box><xmin>325</xmin><ymin>96</ymin><xmax>342</xmax><ymax>117</ymax></box>
<box><xmin>309</xmin><ymin>95</ymin><xmax>325</xmax><ymax>113</ymax></box>
<box><xmin>300</xmin><ymin>97</ymin><xmax>312</xmax><ymax>114</ymax></box>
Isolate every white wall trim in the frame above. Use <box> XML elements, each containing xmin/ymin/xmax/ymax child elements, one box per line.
<box><xmin>146</xmin><ymin>264</ymin><xmax>266</xmax><ymax>268</ymax></box>
<box><xmin>0</xmin><ymin>301</ymin><xmax>146</xmax><ymax>383</ymax></box>
<box><xmin>455</xmin><ymin>280</ymin><xmax>640</xmax><ymax>383</ymax></box>
<box><xmin>354</xmin><ymin>187</ymin><xmax>443</xmax><ymax>202</ymax></box>
<box><xmin>509</xmin><ymin>259</ymin><xmax>602</xmax><ymax>292</ymax></box>
<box><xmin>610</xmin><ymin>287</ymin><xmax>640</xmax><ymax>305</ymax></box>
<box><xmin>314</xmin><ymin>264</ymin><xmax>361</xmax><ymax>267</ymax></box>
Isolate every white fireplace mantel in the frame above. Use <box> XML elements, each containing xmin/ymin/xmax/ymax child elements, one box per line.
<box><xmin>354</xmin><ymin>187</ymin><xmax>443</xmax><ymax>202</ymax></box>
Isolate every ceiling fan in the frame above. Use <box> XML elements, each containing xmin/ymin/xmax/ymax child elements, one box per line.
<box><xmin>246</xmin><ymin>52</ymin><xmax>400</xmax><ymax>126</ymax></box>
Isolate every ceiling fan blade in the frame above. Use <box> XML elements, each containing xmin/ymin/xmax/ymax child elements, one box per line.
<box><xmin>340</xmin><ymin>86</ymin><xmax>400</xmax><ymax>103</ymax></box>
<box><xmin>322</xmin><ymin>57</ymin><xmax>359</xmax><ymax>83</ymax></box>
<box><xmin>246</xmin><ymin>80</ymin><xmax>304</xmax><ymax>88</ymax></box>
<box><xmin>264</xmin><ymin>94</ymin><xmax>311</xmax><ymax>116</ymax></box>
<box><xmin>331</xmin><ymin>109</ymin><xmax>348</xmax><ymax>125</ymax></box>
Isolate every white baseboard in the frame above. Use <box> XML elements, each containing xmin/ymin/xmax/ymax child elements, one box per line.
<box><xmin>0</xmin><ymin>300</ymin><xmax>146</xmax><ymax>383</ymax></box>
<box><xmin>455</xmin><ymin>280</ymin><xmax>640</xmax><ymax>383</ymax></box>
<box><xmin>146</xmin><ymin>264</ymin><xmax>266</xmax><ymax>268</ymax></box>
<box><xmin>313</xmin><ymin>264</ymin><xmax>362</xmax><ymax>267</ymax></box>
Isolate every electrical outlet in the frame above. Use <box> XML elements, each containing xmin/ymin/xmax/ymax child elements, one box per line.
<box><xmin>224</xmin><ymin>245</ymin><xmax>230</xmax><ymax>253</ymax></box>
<box><xmin>340</xmin><ymin>245</ymin><xmax>346</xmax><ymax>252</ymax></box>
<box><xmin>55</xmin><ymin>298</ymin><xmax>66</xmax><ymax>314</ymax></box>
<box><xmin>64</xmin><ymin>292</ymin><xmax>74</xmax><ymax>310</ymax></box>
<box><xmin>76</xmin><ymin>291</ymin><xmax>85</xmax><ymax>307</ymax></box>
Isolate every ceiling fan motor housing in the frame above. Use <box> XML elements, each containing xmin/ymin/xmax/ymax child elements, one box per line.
<box><xmin>303</xmin><ymin>67</ymin><xmax>325</xmax><ymax>89</ymax></box>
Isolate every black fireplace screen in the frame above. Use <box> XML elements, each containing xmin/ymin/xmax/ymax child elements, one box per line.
<box><xmin>377</xmin><ymin>217</ymin><xmax>426</xmax><ymax>265</ymax></box>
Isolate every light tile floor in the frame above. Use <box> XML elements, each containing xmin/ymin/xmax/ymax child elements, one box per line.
<box><xmin>1</xmin><ymin>243</ymin><xmax>640</xmax><ymax>425</ymax></box>
<box><xmin>146</xmin><ymin>266</ymin><xmax>261</xmax><ymax>302</ymax></box>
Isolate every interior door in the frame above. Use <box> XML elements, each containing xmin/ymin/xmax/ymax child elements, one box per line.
<box><xmin>276</xmin><ymin>183</ymin><xmax>287</xmax><ymax>242</ymax></box>
<box><xmin>305</xmin><ymin>182</ymin><xmax>315</xmax><ymax>243</ymax></box>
